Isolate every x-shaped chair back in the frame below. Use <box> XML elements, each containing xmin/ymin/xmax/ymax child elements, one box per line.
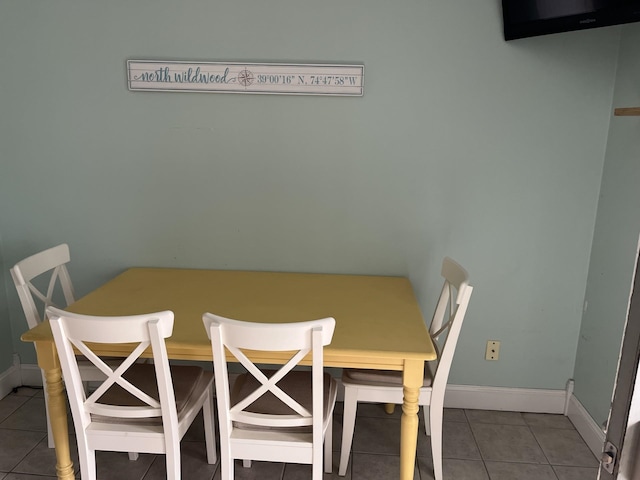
<box><xmin>227</xmin><ymin>342</ymin><xmax>316</xmax><ymax>427</ymax></box>
<box><xmin>428</xmin><ymin>257</ymin><xmax>473</xmax><ymax>392</ymax></box>
<box><xmin>204</xmin><ymin>314</ymin><xmax>335</xmax><ymax>430</ymax></box>
<box><xmin>11</xmin><ymin>244</ymin><xmax>75</xmax><ymax>329</ymax></box>
<box><xmin>47</xmin><ymin>307</ymin><xmax>176</xmax><ymax>426</ymax></box>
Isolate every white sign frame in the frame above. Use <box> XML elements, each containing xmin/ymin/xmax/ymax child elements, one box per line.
<box><xmin>127</xmin><ymin>60</ymin><xmax>364</xmax><ymax>96</ymax></box>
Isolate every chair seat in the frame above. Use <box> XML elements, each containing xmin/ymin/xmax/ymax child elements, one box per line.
<box><xmin>342</xmin><ymin>363</ymin><xmax>434</xmax><ymax>388</ymax></box>
<box><xmin>93</xmin><ymin>364</ymin><xmax>213</xmax><ymax>425</ymax></box>
<box><xmin>231</xmin><ymin>370</ymin><xmax>337</xmax><ymax>432</ymax></box>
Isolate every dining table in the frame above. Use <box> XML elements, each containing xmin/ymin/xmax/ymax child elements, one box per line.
<box><xmin>21</xmin><ymin>267</ymin><xmax>436</xmax><ymax>480</ymax></box>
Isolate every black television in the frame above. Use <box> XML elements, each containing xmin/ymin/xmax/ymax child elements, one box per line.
<box><xmin>502</xmin><ymin>0</ymin><xmax>640</xmax><ymax>40</ymax></box>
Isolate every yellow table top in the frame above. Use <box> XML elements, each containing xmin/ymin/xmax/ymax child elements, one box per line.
<box><xmin>22</xmin><ymin>267</ymin><xmax>435</xmax><ymax>370</ymax></box>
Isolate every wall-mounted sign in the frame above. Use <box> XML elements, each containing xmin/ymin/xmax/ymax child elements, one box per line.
<box><xmin>127</xmin><ymin>60</ymin><xmax>364</xmax><ymax>96</ymax></box>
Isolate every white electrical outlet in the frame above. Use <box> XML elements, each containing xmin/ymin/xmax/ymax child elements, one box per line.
<box><xmin>485</xmin><ymin>340</ymin><xmax>500</xmax><ymax>361</ymax></box>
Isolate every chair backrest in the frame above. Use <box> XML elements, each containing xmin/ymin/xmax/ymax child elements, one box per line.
<box><xmin>46</xmin><ymin>306</ymin><xmax>177</xmax><ymax>433</ymax></box>
<box><xmin>203</xmin><ymin>313</ymin><xmax>335</xmax><ymax>436</ymax></box>
<box><xmin>429</xmin><ymin>257</ymin><xmax>473</xmax><ymax>392</ymax></box>
<box><xmin>10</xmin><ymin>244</ymin><xmax>76</xmax><ymax>329</ymax></box>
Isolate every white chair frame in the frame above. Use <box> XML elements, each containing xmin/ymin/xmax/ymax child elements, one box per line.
<box><xmin>48</xmin><ymin>307</ymin><xmax>216</xmax><ymax>480</ymax></box>
<box><xmin>338</xmin><ymin>257</ymin><xmax>473</xmax><ymax>480</ymax></box>
<box><xmin>11</xmin><ymin>244</ymin><xmax>105</xmax><ymax>448</ymax></box>
<box><xmin>203</xmin><ymin>313</ymin><xmax>337</xmax><ymax>480</ymax></box>
<box><xmin>11</xmin><ymin>244</ymin><xmax>75</xmax><ymax>331</ymax></box>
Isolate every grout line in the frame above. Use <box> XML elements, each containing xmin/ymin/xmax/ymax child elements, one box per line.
<box><xmin>528</xmin><ymin>423</ymin><xmax>554</xmax><ymax>467</ymax></box>
<box><xmin>464</xmin><ymin>409</ymin><xmax>487</xmax><ymax>464</ymax></box>
<box><xmin>0</xmin><ymin>396</ymin><xmax>599</xmax><ymax>480</ymax></box>
<box><xmin>461</xmin><ymin>409</ymin><xmax>494</xmax><ymax>480</ymax></box>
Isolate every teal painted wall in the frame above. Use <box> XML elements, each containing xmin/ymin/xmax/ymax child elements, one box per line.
<box><xmin>0</xmin><ymin>0</ymin><xmax>621</xmax><ymax>401</ymax></box>
<box><xmin>0</xmin><ymin>236</ymin><xmax>15</xmax><ymax>373</ymax></box>
<box><xmin>573</xmin><ymin>24</ymin><xmax>640</xmax><ymax>427</ymax></box>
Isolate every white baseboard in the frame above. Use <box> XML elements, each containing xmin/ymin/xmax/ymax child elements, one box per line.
<box><xmin>9</xmin><ymin>364</ymin><xmax>604</xmax><ymax>458</ymax></box>
<box><xmin>443</xmin><ymin>384</ymin><xmax>604</xmax><ymax>457</ymax></box>
<box><xmin>444</xmin><ymin>384</ymin><xmax>566</xmax><ymax>414</ymax></box>
<box><xmin>20</xmin><ymin>364</ymin><xmax>44</xmax><ymax>388</ymax></box>
<box><xmin>566</xmin><ymin>394</ymin><xmax>606</xmax><ymax>457</ymax></box>
<box><xmin>11</xmin><ymin>365</ymin><xmax>569</xmax><ymax>414</ymax></box>
<box><xmin>0</xmin><ymin>364</ymin><xmax>22</xmax><ymax>399</ymax></box>
<box><xmin>337</xmin><ymin>381</ymin><xmax>568</xmax><ymax>413</ymax></box>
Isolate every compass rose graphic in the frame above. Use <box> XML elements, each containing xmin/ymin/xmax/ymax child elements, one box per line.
<box><xmin>237</xmin><ymin>69</ymin><xmax>254</xmax><ymax>87</ymax></box>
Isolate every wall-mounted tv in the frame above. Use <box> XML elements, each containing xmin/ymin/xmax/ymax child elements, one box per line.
<box><xmin>502</xmin><ymin>0</ymin><xmax>640</xmax><ymax>40</ymax></box>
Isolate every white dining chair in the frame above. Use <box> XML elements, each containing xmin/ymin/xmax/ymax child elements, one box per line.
<box><xmin>203</xmin><ymin>313</ymin><xmax>337</xmax><ymax>480</ymax></box>
<box><xmin>47</xmin><ymin>307</ymin><xmax>217</xmax><ymax>480</ymax></box>
<box><xmin>337</xmin><ymin>257</ymin><xmax>473</xmax><ymax>480</ymax></box>
<box><xmin>10</xmin><ymin>244</ymin><xmax>112</xmax><ymax>448</ymax></box>
<box><xmin>11</xmin><ymin>244</ymin><xmax>76</xmax><ymax>331</ymax></box>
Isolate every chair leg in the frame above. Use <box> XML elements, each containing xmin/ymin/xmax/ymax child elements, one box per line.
<box><xmin>313</xmin><ymin>458</ymin><xmax>322</xmax><ymax>480</ymax></box>
<box><xmin>76</xmin><ymin>439</ymin><xmax>97</xmax><ymax>480</ymax></box>
<box><xmin>165</xmin><ymin>443</ymin><xmax>181</xmax><ymax>480</ymax></box>
<box><xmin>242</xmin><ymin>459</ymin><xmax>252</xmax><ymax>468</ymax></box>
<box><xmin>221</xmin><ymin>456</ymin><xmax>233</xmax><ymax>479</ymax></box>
<box><xmin>202</xmin><ymin>389</ymin><xmax>217</xmax><ymax>464</ymax></box>
<box><xmin>338</xmin><ymin>386</ymin><xmax>358</xmax><ymax>476</ymax></box>
<box><xmin>423</xmin><ymin>404</ymin><xmax>431</xmax><ymax>436</ymax></box>
<box><xmin>128</xmin><ymin>452</ymin><xmax>140</xmax><ymax>461</ymax></box>
<box><xmin>312</xmin><ymin>426</ymin><xmax>323</xmax><ymax>480</ymax></box>
<box><xmin>324</xmin><ymin>413</ymin><xmax>333</xmax><ymax>473</ymax></box>
<box><xmin>218</xmin><ymin>424</ymin><xmax>233</xmax><ymax>480</ymax></box>
<box><xmin>430</xmin><ymin>400</ymin><xmax>444</xmax><ymax>480</ymax></box>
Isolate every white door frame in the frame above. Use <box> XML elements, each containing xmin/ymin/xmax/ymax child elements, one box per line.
<box><xmin>599</xmin><ymin>242</ymin><xmax>640</xmax><ymax>479</ymax></box>
<box><xmin>617</xmin><ymin>365</ymin><xmax>640</xmax><ymax>479</ymax></box>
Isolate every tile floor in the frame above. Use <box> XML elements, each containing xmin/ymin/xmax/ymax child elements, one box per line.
<box><xmin>0</xmin><ymin>386</ymin><xmax>599</xmax><ymax>479</ymax></box>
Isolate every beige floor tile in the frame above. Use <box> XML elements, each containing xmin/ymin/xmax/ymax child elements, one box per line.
<box><xmin>0</xmin><ymin>430</ymin><xmax>46</xmax><ymax>472</ymax></box>
<box><xmin>522</xmin><ymin>412</ymin><xmax>575</xmax><ymax>429</ymax></box>
<box><xmin>465</xmin><ymin>409</ymin><xmax>526</xmax><ymax>426</ymax></box>
<box><xmin>532</xmin><ymin>427</ymin><xmax>599</xmax><ymax>467</ymax></box>
<box><xmin>443</xmin><ymin>422</ymin><xmax>482</xmax><ymax>460</ymax></box>
<box><xmin>553</xmin><ymin>465</ymin><xmax>599</xmax><ymax>479</ymax></box>
<box><xmin>471</xmin><ymin>423</ymin><xmax>547</xmax><ymax>464</ymax></box>
<box><xmin>485</xmin><ymin>461</ymin><xmax>558</xmax><ymax>480</ymax></box>
<box><xmin>143</xmin><ymin>441</ymin><xmax>217</xmax><ymax>480</ymax></box>
<box><xmin>212</xmin><ymin>459</ymin><xmax>284</xmax><ymax>479</ymax></box>
<box><xmin>351</xmin><ymin>453</ymin><xmax>419</xmax><ymax>480</ymax></box>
